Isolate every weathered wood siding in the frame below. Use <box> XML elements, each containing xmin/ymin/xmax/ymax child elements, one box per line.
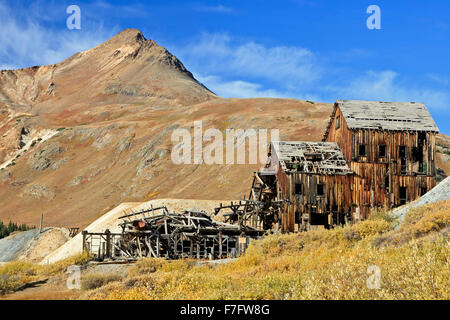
<box><xmin>276</xmin><ymin>169</ymin><xmax>353</xmax><ymax>232</ymax></box>
<box><xmin>325</xmin><ymin>105</ymin><xmax>437</xmax><ymax>220</ymax></box>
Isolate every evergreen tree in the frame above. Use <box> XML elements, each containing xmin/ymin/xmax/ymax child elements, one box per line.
<box><xmin>0</xmin><ymin>220</ymin><xmax>34</xmax><ymax>239</ymax></box>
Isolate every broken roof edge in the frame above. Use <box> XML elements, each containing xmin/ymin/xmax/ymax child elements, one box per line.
<box><xmin>270</xmin><ymin>140</ymin><xmax>353</xmax><ymax>175</ymax></box>
<box><xmin>336</xmin><ymin>100</ymin><xmax>439</xmax><ymax>133</ymax></box>
<box><xmin>322</xmin><ymin>103</ymin><xmax>338</xmax><ymax>141</ymax></box>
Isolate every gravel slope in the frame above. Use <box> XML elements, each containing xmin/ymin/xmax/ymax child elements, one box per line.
<box><xmin>0</xmin><ymin>227</ymin><xmax>69</xmax><ymax>262</ymax></box>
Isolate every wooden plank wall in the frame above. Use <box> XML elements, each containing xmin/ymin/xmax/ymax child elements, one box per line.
<box><xmin>278</xmin><ymin>171</ymin><xmax>353</xmax><ymax>232</ymax></box>
<box><xmin>324</xmin><ymin>106</ymin><xmax>353</xmax><ymax>161</ymax></box>
<box><xmin>325</xmin><ymin>105</ymin><xmax>437</xmax><ymax>221</ymax></box>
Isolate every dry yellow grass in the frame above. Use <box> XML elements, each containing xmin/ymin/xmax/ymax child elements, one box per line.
<box><xmin>2</xmin><ymin>200</ymin><xmax>448</xmax><ymax>299</ymax></box>
<box><xmin>83</xmin><ymin>200</ymin><xmax>449</xmax><ymax>300</ymax></box>
<box><xmin>0</xmin><ymin>252</ymin><xmax>91</xmax><ymax>294</ymax></box>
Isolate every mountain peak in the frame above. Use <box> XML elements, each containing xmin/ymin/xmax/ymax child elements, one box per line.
<box><xmin>0</xmin><ymin>28</ymin><xmax>215</xmax><ymax>115</ymax></box>
<box><xmin>100</xmin><ymin>28</ymin><xmax>151</xmax><ymax>48</ymax></box>
<box><xmin>110</xmin><ymin>28</ymin><xmax>147</xmax><ymax>43</ymax></box>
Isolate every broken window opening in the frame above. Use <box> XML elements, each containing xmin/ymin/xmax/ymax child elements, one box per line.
<box><xmin>336</xmin><ymin>115</ymin><xmax>340</xmax><ymax>129</ymax></box>
<box><xmin>420</xmin><ymin>186</ymin><xmax>427</xmax><ymax>196</ymax></box>
<box><xmin>295</xmin><ymin>183</ymin><xmax>303</xmax><ymax>195</ymax></box>
<box><xmin>379</xmin><ymin>145</ymin><xmax>386</xmax><ymax>158</ymax></box>
<box><xmin>412</xmin><ymin>146</ymin><xmax>423</xmax><ymax>163</ymax></box>
<box><xmin>399</xmin><ymin>146</ymin><xmax>407</xmax><ymax>174</ymax></box>
<box><xmin>295</xmin><ymin>210</ymin><xmax>300</xmax><ymax>224</ymax></box>
<box><xmin>399</xmin><ymin>186</ymin><xmax>407</xmax><ymax>205</ymax></box>
<box><xmin>418</xmin><ymin>131</ymin><xmax>426</xmax><ymax>146</ymax></box>
<box><xmin>359</xmin><ymin>144</ymin><xmax>367</xmax><ymax>157</ymax></box>
<box><xmin>399</xmin><ymin>146</ymin><xmax>406</xmax><ymax>158</ymax></box>
<box><xmin>317</xmin><ymin>184</ymin><xmax>325</xmax><ymax>196</ymax></box>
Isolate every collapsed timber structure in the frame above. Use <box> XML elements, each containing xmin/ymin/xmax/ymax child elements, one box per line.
<box><xmin>82</xmin><ymin>206</ymin><xmax>264</xmax><ymax>261</ymax></box>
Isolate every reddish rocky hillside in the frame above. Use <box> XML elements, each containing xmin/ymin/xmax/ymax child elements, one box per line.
<box><xmin>0</xmin><ymin>29</ymin><xmax>447</xmax><ymax>229</ymax></box>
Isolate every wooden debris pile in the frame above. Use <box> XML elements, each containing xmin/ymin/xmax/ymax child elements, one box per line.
<box><xmin>83</xmin><ymin>206</ymin><xmax>264</xmax><ymax>261</ymax></box>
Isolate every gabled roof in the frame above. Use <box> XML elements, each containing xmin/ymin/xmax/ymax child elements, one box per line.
<box><xmin>333</xmin><ymin>100</ymin><xmax>439</xmax><ymax>132</ymax></box>
<box><xmin>271</xmin><ymin>141</ymin><xmax>352</xmax><ymax>175</ymax></box>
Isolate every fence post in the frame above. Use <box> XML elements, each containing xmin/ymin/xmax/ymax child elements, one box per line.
<box><xmin>105</xmin><ymin>229</ymin><xmax>111</xmax><ymax>259</ymax></box>
<box><xmin>82</xmin><ymin>230</ymin><xmax>87</xmax><ymax>252</ymax></box>
<box><xmin>39</xmin><ymin>214</ymin><xmax>43</xmax><ymax>233</ymax></box>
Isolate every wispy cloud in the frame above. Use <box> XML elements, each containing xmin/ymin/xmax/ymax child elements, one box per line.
<box><xmin>426</xmin><ymin>73</ymin><xmax>449</xmax><ymax>86</ymax></box>
<box><xmin>174</xmin><ymin>33</ymin><xmax>321</xmax><ymax>99</ymax></box>
<box><xmin>0</xmin><ymin>2</ymin><xmax>118</xmax><ymax>70</ymax></box>
<box><xmin>195</xmin><ymin>74</ymin><xmax>292</xmax><ymax>98</ymax></box>
<box><xmin>328</xmin><ymin>70</ymin><xmax>450</xmax><ymax>110</ymax></box>
<box><xmin>88</xmin><ymin>0</ymin><xmax>152</xmax><ymax>19</ymax></box>
<box><xmin>177</xmin><ymin>33</ymin><xmax>321</xmax><ymax>87</ymax></box>
<box><xmin>172</xmin><ymin>31</ymin><xmax>450</xmax><ymax>113</ymax></box>
<box><xmin>195</xmin><ymin>4</ymin><xmax>234</xmax><ymax>14</ymax></box>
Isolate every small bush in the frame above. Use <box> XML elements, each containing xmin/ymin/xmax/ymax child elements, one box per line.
<box><xmin>369</xmin><ymin>208</ymin><xmax>398</xmax><ymax>224</ymax></box>
<box><xmin>82</xmin><ymin>273</ymin><xmax>121</xmax><ymax>290</ymax></box>
<box><xmin>43</xmin><ymin>251</ymin><xmax>92</xmax><ymax>275</ymax></box>
<box><xmin>401</xmin><ymin>200</ymin><xmax>450</xmax><ymax>238</ymax></box>
<box><xmin>127</xmin><ymin>258</ymin><xmax>165</xmax><ymax>278</ymax></box>
<box><xmin>352</xmin><ymin>219</ymin><xmax>391</xmax><ymax>238</ymax></box>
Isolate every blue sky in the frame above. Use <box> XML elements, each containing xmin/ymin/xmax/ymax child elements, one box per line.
<box><xmin>1</xmin><ymin>0</ymin><xmax>449</xmax><ymax>134</ymax></box>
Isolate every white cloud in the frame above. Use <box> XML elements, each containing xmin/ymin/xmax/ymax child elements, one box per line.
<box><xmin>174</xmin><ymin>33</ymin><xmax>450</xmax><ymax>113</ymax></box>
<box><xmin>177</xmin><ymin>33</ymin><xmax>321</xmax><ymax>88</ymax></box>
<box><xmin>329</xmin><ymin>70</ymin><xmax>450</xmax><ymax>110</ymax></box>
<box><xmin>426</xmin><ymin>73</ymin><xmax>449</xmax><ymax>86</ymax></box>
<box><xmin>0</xmin><ymin>64</ymin><xmax>18</xmax><ymax>70</ymax></box>
<box><xmin>0</xmin><ymin>2</ymin><xmax>117</xmax><ymax>70</ymax></box>
<box><xmin>195</xmin><ymin>74</ymin><xmax>291</xmax><ymax>98</ymax></box>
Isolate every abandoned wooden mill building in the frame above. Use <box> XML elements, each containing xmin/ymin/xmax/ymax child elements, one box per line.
<box><xmin>250</xmin><ymin>100</ymin><xmax>439</xmax><ymax>232</ymax></box>
<box><xmin>323</xmin><ymin>100</ymin><xmax>439</xmax><ymax>221</ymax></box>
<box><xmin>264</xmin><ymin>141</ymin><xmax>354</xmax><ymax>232</ymax></box>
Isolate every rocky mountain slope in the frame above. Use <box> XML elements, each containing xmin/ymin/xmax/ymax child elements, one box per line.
<box><xmin>0</xmin><ymin>29</ymin><xmax>448</xmax><ymax>229</ymax></box>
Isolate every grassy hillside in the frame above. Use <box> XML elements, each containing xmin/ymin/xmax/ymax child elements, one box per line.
<box><xmin>1</xmin><ymin>199</ymin><xmax>448</xmax><ymax>299</ymax></box>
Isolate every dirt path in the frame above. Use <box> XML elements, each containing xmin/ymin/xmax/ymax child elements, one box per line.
<box><xmin>0</xmin><ymin>278</ymin><xmax>81</xmax><ymax>300</ymax></box>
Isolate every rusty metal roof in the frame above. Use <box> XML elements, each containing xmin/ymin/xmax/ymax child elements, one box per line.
<box><xmin>271</xmin><ymin>141</ymin><xmax>352</xmax><ymax>175</ymax></box>
<box><xmin>336</xmin><ymin>100</ymin><xmax>439</xmax><ymax>132</ymax></box>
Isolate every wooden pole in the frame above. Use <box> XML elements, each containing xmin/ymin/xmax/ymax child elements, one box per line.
<box><xmin>105</xmin><ymin>229</ymin><xmax>111</xmax><ymax>258</ymax></box>
<box><xmin>82</xmin><ymin>231</ymin><xmax>87</xmax><ymax>252</ymax></box>
<box><xmin>39</xmin><ymin>214</ymin><xmax>43</xmax><ymax>233</ymax></box>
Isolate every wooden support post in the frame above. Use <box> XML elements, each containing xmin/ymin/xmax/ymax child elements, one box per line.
<box><xmin>156</xmin><ymin>235</ymin><xmax>160</xmax><ymax>257</ymax></box>
<box><xmin>105</xmin><ymin>229</ymin><xmax>111</xmax><ymax>259</ymax></box>
<box><xmin>82</xmin><ymin>230</ymin><xmax>87</xmax><ymax>252</ymax></box>
<box><xmin>219</xmin><ymin>232</ymin><xmax>222</xmax><ymax>258</ymax></box>
<box><xmin>174</xmin><ymin>236</ymin><xmax>178</xmax><ymax>257</ymax></box>
<box><xmin>197</xmin><ymin>244</ymin><xmax>200</xmax><ymax>259</ymax></box>
<box><xmin>39</xmin><ymin>214</ymin><xmax>43</xmax><ymax>233</ymax></box>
